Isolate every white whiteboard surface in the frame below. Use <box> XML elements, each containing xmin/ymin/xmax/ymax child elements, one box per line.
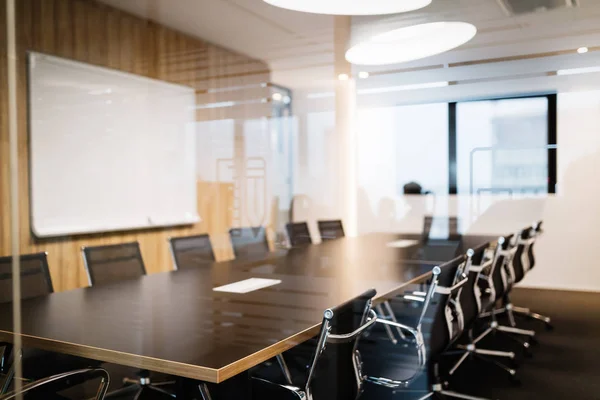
<box><xmin>29</xmin><ymin>53</ymin><xmax>199</xmax><ymax>237</ymax></box>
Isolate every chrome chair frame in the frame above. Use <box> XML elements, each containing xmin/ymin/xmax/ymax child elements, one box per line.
<box><xmin>446</xmin><ymin>249</ymin><xmax>518</xmax><ymax>380</ymax></box>
<box><xmin>481</xmin><ymin>224</ymin><xmax>552</xmax><ymax>330</ymax></box>
<box><xmin>0</xmin><ymin>368</ymin><xmax>110</xmax><ymax>400</ymax></box>
<box><xmin>366</xmin><ymin>262</ymin><xmax>492</xmax><ymax>400</ymax></box>
<box><xmin>252</xmin><ymin>291</ymin><xmax>378</xmax><ymax>400</ymax></box>
<box><xmin>476</xmin><ymin>237</ymin><xmax>536</xmax><ymax>353</ymax></box>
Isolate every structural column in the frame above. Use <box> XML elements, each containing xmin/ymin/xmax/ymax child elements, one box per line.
<box><xmin>334</xmin><ymin>16</ymin><xmax>357</xmax><ymax>237</ymax></box>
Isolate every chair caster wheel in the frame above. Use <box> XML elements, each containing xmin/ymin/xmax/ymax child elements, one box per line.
<box><xmin>509</xmin><ymin>359</ymin><xmax>520</xmax><ymax>369</ymax></box>
<box><xmin>524</xmin><ymin>349</ymin><xmax>533</xmax><ymax>358</ymax></box>
<box><xmin>545</xmin><ymin>323</ymin><xmax>554</xmax><ymax>331</ymax></box>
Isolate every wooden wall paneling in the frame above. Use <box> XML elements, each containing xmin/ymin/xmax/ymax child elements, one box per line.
<box><xmin>0</xmin><ymin>0</ymin><xmax>270</xmax><ymax>291</ymax></box>
<box><xmin>0</xmin><ymin>0</ymin><xmax>8</xmax><ymax>253</ymax></box>
<box><xmin>55</xmin><ymin>0</ymin><xmax>75</xmax><ymax>59</ymax></box>
<box><xmin>72</xmin><ymin>0</ymin><xmax>89</xmax><ymax>62</ymax></box>
<box><xmin>106</xmin><ymin>7</ymin><xmax>121</xmax><ymax>70</ymax></box>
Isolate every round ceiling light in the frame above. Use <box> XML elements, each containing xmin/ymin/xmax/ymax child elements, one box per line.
<box><xmin>262</xmin><ymin>0</ymin><xmax>432</xmax><ymax>15</ymax></box>
<box><xmin>345</xmin><ymin>22</ymin><xmax>477</xmax><ymax>66</ymax></box>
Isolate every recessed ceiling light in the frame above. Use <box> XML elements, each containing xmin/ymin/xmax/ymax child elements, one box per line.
<box><xmin>577</xmin><ymin>47</ymin><xmax>589</xmax><ymax>54</ymax></box>
<box><xmin>358</xmin><ymin>71</ymin><xmax>370</xmax><ymax>79</ymax></box>
<box><xmin>272</xmin><ymin>92</ymin><xmax>283</xmax><ymax>101</ymax></box>
<box><xmin>346</xmin><ymin>22</ymin><xmax>477</xmax><ymax>66</ymax></box>
<box><xmin>262</xmin><ymin>0</ymin><xmax>431</xmax><ymax>15</ymax></box>
<box><xmin>338</xmin><ymin>73</ymin><xmax>349</xmax><ymax>81</ymax></box>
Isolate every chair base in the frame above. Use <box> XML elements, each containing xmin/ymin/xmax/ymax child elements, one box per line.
<box><xmin>400</xmin><ymin>383</ymin><xmax>495</xmax><ymax>400</ymax></box>
<box><xmin>105</xmin><ymin>376</ymin><xmax>176</xmax><ymax>399</ymax></box>
<box><xmin>511</xmin><ymin>306</ymin><xmax>553</xmax><ymax>330</ymax></box>
<box><xmin>480</xmin><ymin>302</ymin><xmax>552</xmax><ymax>331</ymax></box>
<box><xmin>416</xmin><ymin>389</ymin><xmax>495</xmax><ymax>400</ymax></box>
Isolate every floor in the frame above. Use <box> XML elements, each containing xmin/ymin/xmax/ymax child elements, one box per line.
<box><xmin>443</xmin><ymin>287</ymin><xmax>600</xmax><ymax>400</ymax></box>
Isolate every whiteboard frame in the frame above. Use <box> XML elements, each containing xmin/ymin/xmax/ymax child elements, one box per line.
<box><xmin>27</xmin><ymin>52</ymin><xmax>200</xmax><ymax>238</ymax></box>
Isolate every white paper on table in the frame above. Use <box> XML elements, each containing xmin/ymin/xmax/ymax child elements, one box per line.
<box><xmin>213</xmin><ymin>278</ymin><xmax>282</xmax><ymax>294</ymax></box>
<box><xmin>386</xmin><ymin>239</ymin><xmax>420</xmax><ymax>248</ymax></box>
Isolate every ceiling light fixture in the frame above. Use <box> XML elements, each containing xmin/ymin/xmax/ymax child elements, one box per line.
<box><xmin>262</xmin><ymin>0</ymin><xmax>431</xmax><ymax>15</ymax></box>
<box><xmin>358</xmin><ymin>81</ymin><xmax>449</xmax><ymax>94</ymax></box>
<box><xmin>577</xmin><ymin>47</ymin><xmax>589</xmax><ymax>54</ymax></box>
<box><xmin>556</xmin><ymin>66</ymin><xmax>600</xmax><ymax>76</ymax></box>
<box><xmin>272</xmin><ymin>92</ymin><xmax>283</xmax><ymax>101</ymax></box>
<box><xmin>358</xmin><ymin>71</ymin><xmax>370</xmax><ymax>79</ymax></box>
<box><xmin>338</xmin><ymin>73</ymin><xmax>349</xmax><ymax>81</ymax></box>
<box><xmin>346</xmin><ymin>22</ymin><xmax>477</xmax><ymax>66</ymax></box>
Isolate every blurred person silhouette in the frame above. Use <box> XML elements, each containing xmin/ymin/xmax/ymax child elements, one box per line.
<box><xmin>376</xmin><ymin>197</ymin><xmax>398</xmax><ymax>232</ymax></box>
<box><xmin>357</xmin><ymin>187</ymin><xmax>376</xmax><ymax>234</ymax></box>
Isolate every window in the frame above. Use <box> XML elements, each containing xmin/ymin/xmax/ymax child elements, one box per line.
<box><xmin>454</xmin><ymin>96</ymin><xmax>556</xmax><ymax>197</ymax></box>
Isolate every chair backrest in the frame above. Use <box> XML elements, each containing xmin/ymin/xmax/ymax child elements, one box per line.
<box><xmin>423</xmin><ymin>216</ymin><xmax>460</xmax><ymax>243</ymax></box>
<box><xmin>458</xmin><ymin>243</ymin><xmax>490</xmax><ymax>330</ymax></box>
<box><xmin>428</xmin><ymin>255</ymin><xmax>469</xmax><ymax>358</ymax></box>
<box><xmin>304</xmin><ymin>289</ymin><xmax>377</xmax><ymax>400</ymax></box>
<box><xmin>511</xmin><ymin>227</ymin><xmax>534</xmax><ymax>284</ymax></box>
<box><xmin>0</xmin><ymin>368</ymin><xmax>110</xmax><ymax>400</ymax></box>
<box><xmin>229</xmin><ymin>227</ymin><xmax>270</xmax><ymax>258</ymax></box>
<box><xmin>82</xmin><ymin>242</ymin><xmax>146</xmax><ymax>286</ymax></box>
<box><xmin>169</xmin><ymin>234</ymin><xmax>215</xmax><ymax>270</ymax></box>
<box><xmin>488</xmin><ymin>235</ymin><xmax>514</xmax><ymax>300</ymax></box>
<box><xmin>317</xmin><ymin>220</ymin><xmax>345</xmax><ymax>241</ymax></box>
<box><xmin>527</xmin><ymin>221</ymin><xmax>543</xmax><ymax>270</ymax></box>
<box><xmin>285</xmin><ymin>222</ymin><xmax>313</xmax><ymax>247</ymax></box>
<box><xmin>421</xmin><ymin>216</ymin><xmax>434</xmax><ymax>243</ymax></box>
<box><xmin>0</xmin><ymin>253</ymin><xmax>53</xmax><ymax>304</ymax></box>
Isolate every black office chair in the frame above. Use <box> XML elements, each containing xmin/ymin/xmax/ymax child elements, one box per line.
<box><xmin>168</xmin><ymin>234</ymin><xmax>215</xmax><ymax>270</ymax></box>
<box><xmin>363</xmin><ymin>256</ymin><xmax>491</xmax><ymax>399</ymax></box>
<box><xmin>0</xmin><ymin>253</ymin><xmax>53</xmax><ymax>304</ymax></box>
<box><xmin>229</xmin><ymin>227</ymin><xmax>270</xmax><ymax>258</ymax></box>
<box><xmin>81</xmin><ymin>242</ymin><xmax>146</xmax><ymax>286</ymax></box>
<box><xmin>81</xmin><ymin>243</ymin><xmax>174</xmax><ymax>399</ymax></box>
<box><xmin>317</xmin><ymin>220</ymin><xmax>345</xmax><ymax>241</ymax></box>
<box><xmin>0</xmin><ymin>368</ymin><xmax>110</xmax><ymax>400</ymax></box>
<box><xmin>483</xmin><ymin>224</ymin><xmax>552</xmax><ymax>330</ymax></box>
<box><xmin>0</xmin><ymin>253</ymin><xmax>102</xmax><ymax>395</ymax></box>
<box><xmin>445</xmin><ymin>243</ymin><xmax>519</xmax><ymax>381</ymax></box>
<box><xmin>285</xmin><ymin>222</ymin><xmax>312</xmax><ymax>247</ymax></box>
<box><xmin>476</xmin><ymin>236</ymin><xmax>536</xmax><ymax>353</ymax></box>
<box><xmin>251</xmin><ymin>289</ymin><xmax>378</xmax><ymax>400</ymax></box>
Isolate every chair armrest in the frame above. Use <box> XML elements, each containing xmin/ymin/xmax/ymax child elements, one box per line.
<box><xmin>376</xmin><ymin>319</ymin><xmax>419</xmax><ymax>339</ymax></box>
<box><xmin>1</xmin><ymin>368</ymin><xmax>110</xmax><ymax>400</ymax></box>
<box><xmin>251</xmin><ymin>377</ymin><xmax>305</xmax><ymax>400</ymax></box>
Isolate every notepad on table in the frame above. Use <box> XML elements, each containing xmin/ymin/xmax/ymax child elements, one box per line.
<box><xmin>386</xmin><ymin>239</ymin><xmax>420</xmax><ymax>248</ymax></box>
<box><xmin>213</xmin><ymin>278</ymin><xmax>282</xmax><ymax>294</ymax></box>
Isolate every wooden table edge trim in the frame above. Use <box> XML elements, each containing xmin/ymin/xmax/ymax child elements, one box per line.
<box><xmin>217</xmin><ymin>323</ymin><xmax>321</xmax><ymax>382</ymax></box>
<box><xmin>0</xmin><ymin>330</ymin><xmax>219</xmax><ymax>382</ymax></box>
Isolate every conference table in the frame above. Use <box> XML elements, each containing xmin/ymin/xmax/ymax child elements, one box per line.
<box><xmin>0</xmin><ymin>233</ymin><xmax>491</xmax><ymax>396</ymax></box>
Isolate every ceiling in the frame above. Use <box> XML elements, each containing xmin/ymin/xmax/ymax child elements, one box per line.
<box><xmin>98</xmin><ymin>0</ymin><xmax>600</xmax><ymax>93</ymax></box>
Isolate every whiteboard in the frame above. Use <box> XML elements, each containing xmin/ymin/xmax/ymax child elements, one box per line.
<box><xmin>29</xmin><ymin>52</ymin><xmax>199</xmax><ymax>237</ymax></box>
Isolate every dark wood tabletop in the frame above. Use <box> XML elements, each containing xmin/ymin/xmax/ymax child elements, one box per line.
<box><xmin>0</xmin><ymin>233</ymin><xmax>482</xmax><ymax>383</ymax></box>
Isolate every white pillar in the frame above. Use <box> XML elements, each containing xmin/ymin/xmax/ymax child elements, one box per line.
<box><xmin>334</xmin><ymin>16</ymin><xmax>358</xmax><ymax>237</ymax></box>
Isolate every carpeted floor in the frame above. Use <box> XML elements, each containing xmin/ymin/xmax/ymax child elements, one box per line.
<box><xmin>446</xmin><ymin>287</ymin><xmax>600</xmax><ymax>400</ymax></box>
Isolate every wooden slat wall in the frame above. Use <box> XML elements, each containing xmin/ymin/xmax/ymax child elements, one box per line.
<box><xmin>0</xmin><ymin>0</ymin><xmax>271</xmax><ymax>292</ymax></box>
